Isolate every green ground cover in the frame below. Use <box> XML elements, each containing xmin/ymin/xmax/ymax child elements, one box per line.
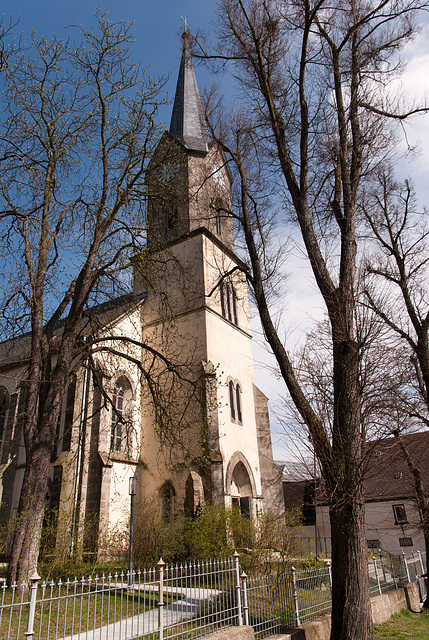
<box><xmin>374</xmin><ymin>609</ymin><xmax>429</xmax><ymax>639</ymax></box>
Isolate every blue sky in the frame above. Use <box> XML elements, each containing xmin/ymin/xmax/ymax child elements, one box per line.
<box><xmin>3</xmin><ymin>1</ymin><xmax>429</xmax><ymax>460</ymax></box>
<box><xmin>2</xmin><ymin>0</ymin><xmax>218</xmax><ymax>124</ymax></box>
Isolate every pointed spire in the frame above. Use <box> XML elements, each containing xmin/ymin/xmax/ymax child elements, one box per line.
<box><xmin>169</xmin><ymin>31</ymin><xmax>210</xmax><ymax>153</ymax></box>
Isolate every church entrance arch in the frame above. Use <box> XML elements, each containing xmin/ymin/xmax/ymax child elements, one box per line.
<box><xmin>225</xmin><ymin>453</ymin><xmax>256</xmax><ymax>520</ymax></box>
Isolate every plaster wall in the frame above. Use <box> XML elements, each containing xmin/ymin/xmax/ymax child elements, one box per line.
<box><xmin>298</xmin><ymin>500</ymin><xmax>425</xmax><ymax>555</ymax></box>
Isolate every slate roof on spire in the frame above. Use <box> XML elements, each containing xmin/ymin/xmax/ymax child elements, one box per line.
<box><xmin>169</xmin><ymin>32</ymin><xmax>210</xmax><ymax>153</ymax></box>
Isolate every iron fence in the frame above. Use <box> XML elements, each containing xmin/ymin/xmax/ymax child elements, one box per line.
<box><xmin>0</xmin><ymin>551</ymin><xmax>426</xmax><ymax>640</ymax></box>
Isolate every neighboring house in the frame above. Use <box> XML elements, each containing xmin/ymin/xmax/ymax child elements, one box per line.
<box><xmin>282</xmin><ymin>432</ymin><xmax>429</xmax><ymax>555</ymax></box>
<box><xmin>0</xmin><ymin>31</ymin><xmax>283</xmax><ymax>560</ymax></box>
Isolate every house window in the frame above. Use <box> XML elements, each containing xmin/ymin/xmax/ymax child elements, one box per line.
<box><xmin>393</xmin><ymin>504</ymin><xmax>408</xmax><ymax>525</ymax></box>
<box><xmin>220</xmin><ymin>281</ymin><xmax>238</xmax><ymax>325</ymax></box>
<box><xmin>110</xmin><ymin>387</ymin><xmax>124</xmax><ymax>452</ymax></box>
<box><xmin>399</xmin><ymin>537</ymin><xmax>413</xmax><ymax>547</ymax></box>
<box><xmin>394</xmin><ymin>471</ymin><xmax>402</xmax><ymax>479</ymax></box>
<box><xmin>228</xmin><ymin>379</ymin><xmax>243</xmax><ymax>424</ymax></box>
<box><xmin>367</xmin><ymin>539</ymin><xmax>380</xmax><ymax>549</ymax></box>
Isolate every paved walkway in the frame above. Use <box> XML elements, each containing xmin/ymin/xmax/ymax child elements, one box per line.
<box><xmin>63</xmin><ymin>585</ymin><xmax>221</xmax><ymax>640</ymax></box>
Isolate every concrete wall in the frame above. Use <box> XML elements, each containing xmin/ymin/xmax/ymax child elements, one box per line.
<box><xmin>268</xmin><ymin>582</ymin><xmax>421</xmax><ymax>640</ymax></box>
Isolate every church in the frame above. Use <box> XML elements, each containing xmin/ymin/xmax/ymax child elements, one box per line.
<box><xmin>0</xmin><ymin>31</ymin><xmax>283</xmax><ymax>559</ymax></box>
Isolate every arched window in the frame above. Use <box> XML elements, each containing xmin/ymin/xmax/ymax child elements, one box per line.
<box><xmin>228</xmin><ymin>379</ymin><xmax>243</xmax><ymax>424</ymax></box>
<box><xmin>220</xmin><ymin>281</ymin><xmax>238</xmax><ymax>326</ymax></box>
<box><xmin>229</xmin><ymin>380</ymin><xmax>236</xmax><ymax>421</ymax></box>
<box><xmin>110</xmin><ymin>387</ymin><xmax>124</xmax><ymax>452</ymax></box>
<box><xmin>109</xmin><ymin>376</ymin><xmax>133</xmax><ymax>454</ymax></box>
<box><xmin>161</xmin><ymin>483</ymin><xmax>174</xmax><ymax>523</ymax></box>
<box><xmin>235</xmin><ymin>383</ymin><xmax>242</xmax><ymax>423</ymax></box>
<box><xmin>216</xmin><ymin>211</ymin><xmax>222</xmax><ymax>235</ymax></box>
<box><xmin>167</xmin><ymin>205</ymin><xmax>178</xmax><ymax>229</ymax></box>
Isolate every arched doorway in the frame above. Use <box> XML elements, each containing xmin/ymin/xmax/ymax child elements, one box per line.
<box><xmin>226</xmin><ymin>454</ymin><xmax>257</xmax><ymax>520</ymax></box>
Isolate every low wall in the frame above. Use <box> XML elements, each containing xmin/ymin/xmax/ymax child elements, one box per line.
<box><xmin>204</xmin><ymin>626</ymin><xmax>255</xmax><ymax>640</ymax></box>
<box><xmin>267</xmin><ymin>582</ymin><xmax>421</xmax><ymax>640</ymax></box>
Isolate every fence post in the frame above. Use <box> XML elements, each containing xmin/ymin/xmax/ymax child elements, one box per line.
<box><xmin>379</xmin><ymin>550</ymin><xmax>387</xmax><ymax>584</ymax></box>
<box><xmin>373</xmin><ymin>556</ymin><xmax>382</xmax><ymax>595</ymax></box>
<box><xmin>24</xmin><ymin>571</ymin><xmax>40</xmax><ymax>639</ymax></box>
<box><xmin>417</xmin><ymin>550</ymin><xmax>424</xmax><ymax>575</ymax></box>
<box><xmin>412</xmin><ymin>552</ymin><xmax>417</xmax><ymax>581</ymax></box>
<box><xmin>157</xmin><ymin>558</ymin><xmax>165</xmax><ymax>640</ymax></box>
<box><xmin>402</xmin><ymin>552</ymin><xmax>411</xmax><ymax>583</ymax></box>
<box><xmin>390</xmin><ymin>555</ymin><xmax>398</xmax><ymax>589</ymax></box>
<box><xmin>291</xmin><ymin>566</ymin><xmax>301</xmax><ymax>627</ymax></box>
<box><xmin>241</xmin><ymin>572</ymin><xmax>249</xmax><ymax>626</ymax></box>
<box><xmin>233</xmin><ymin>552</ymin><xmax>243</xmax><ymax>626</ymax></box>
<box><xmin>327</xmin><ymin>560</ymin><xmax>332</xmax><ymax>595</ymax></box>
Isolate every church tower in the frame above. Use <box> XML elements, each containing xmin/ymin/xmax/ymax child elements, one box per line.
<box><xmin>135</xmin><ymin>30</ymin><xmax>283</xmax><ymax>521</ymax></box>
<box><xmin>146</xmin><ymin>31</ymin><xmax>234</xmax><ymax>253</ymax></box>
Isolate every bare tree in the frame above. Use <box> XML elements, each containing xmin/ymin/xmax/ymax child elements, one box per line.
<box><xmin>197</xmin><ymin>1</ymin><xmax>429</xmax><ymax>638</ymax></box>
<box><xmin>362</xmin><ymin>170</ymin><xmax>429</xmax><ymax>606</ymax></box>
<box><xmin>0</xmin><ymin>14</ymin><xmax>19</xmax><ymax>72</ymax></box>
<box><xmin>0</xmin><ymin>11</ymin><xmax>199</xmax><ymax>585</ymax></box>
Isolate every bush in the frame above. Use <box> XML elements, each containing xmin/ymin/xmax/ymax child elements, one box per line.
<box><xmin>185</xmin><ymin>504</ymin><xmax>251</xmax><ymax>559</ymax></box>
<box><xmin>130</xmin><ymin>497</ymin><xmax>187</xmax><ymax>567</ymax></box>
<box><xmin>243</xmin><ymin>508</ymin><xmax>303</xmax><ymax>575</ymax></box>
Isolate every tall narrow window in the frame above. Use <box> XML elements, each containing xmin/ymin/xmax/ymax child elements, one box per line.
<box><xmin>167</xmin><ymin>206</ymin><xmax>178</xmax><ymax>229</ymax></box>
<box><xmin>220</xmin><ymin>281</ymin><xmax>226</xmax><ymax>317</ymax></box>
<box><xmin>62</xmin><ymin>376</ymin><xmax>76</xmax><ymax>452</ymax></box>
<box><xmin>220</xmin><ymin>281</ymin><xmax>238</xmax><ymax>326</ymax></box>
<box><xmin>229</xmin><ymin>380</ymin><xmax>236</xmax><ymax>421</ymax></box>
<box><xmin>231</xmin><ymin>288</ymin><xmax>238</xmax><ymax>325</ymax></box>
<box><xmin>216</xmin><ymin>212</ymin><xmax>221</xmax><ymax>235</ymax></box>
<box><xmin>110</xmin><ymin>388</ymin><xmax>124</xmax><ymax>452</ymax></box>
<box><xmin>0</xmin><ymin>387</ymin><xmax>8</xmax><ymax>443</ymax></box>
<box><xmin>226</xmin><ymin>284</ymin><xmax>232</xmax><ymax>320</ymax></box>
<box><xmin>235</xmin><ymin>384</ymin><xmax>242</xmax><ymax>423</ymax></box>
<box><xmin>161</xmin><ymin>483</ymin><xmax>174</xmax><ymax>522</ymax></box>
<box><xmin>228</xmin><ymin>379</ymin><xmax>243</xmax><ymax>424</ymax></box>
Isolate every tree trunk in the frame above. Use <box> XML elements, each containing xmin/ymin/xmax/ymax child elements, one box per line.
<box><xmin>7</xmin><ymin>440</ymin><xmax>52</xmax><ymax>585</ymax></box>
<box><xmin>328</xmin><ymin>327</ymin><xmax>373</xmax><ymax>639</ymax></box>
<box><xmin>330</xmin><ymin>498</ymin><xmax>373</xmax><ymax>640</ymax></box>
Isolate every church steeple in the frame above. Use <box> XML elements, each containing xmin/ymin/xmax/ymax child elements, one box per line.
<box><xmin>169</xmin><ymin>31</ymin><xmax>210</xmax><ymax>153</ymax></box>
<box><xmin>145</xmin><ymin>28</ymin><xmax>234</xmax><ymax>251</ymax></box>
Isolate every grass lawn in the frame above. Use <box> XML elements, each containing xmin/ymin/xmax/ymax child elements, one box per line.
<box><xmin>374</xmin><ymin>609</ymin><xmax>429</xmax><ymax>639</ymax></box>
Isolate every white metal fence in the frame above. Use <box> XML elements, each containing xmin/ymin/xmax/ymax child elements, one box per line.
<box><xmin>0</xmin><ymin>551</ymin><xmax>426</xmax><ymax>640</ymax></box>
